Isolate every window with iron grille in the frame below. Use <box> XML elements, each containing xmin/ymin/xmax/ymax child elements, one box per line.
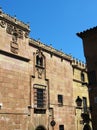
<box><xmin>34</xmin><ymin>88</ymin><xmax>46</xmax><ymax>109</ymax></box>
<box><xmin>37</xmin><ymin>89</ymin><xmax>44</xmax><ymax>107</ymax></box>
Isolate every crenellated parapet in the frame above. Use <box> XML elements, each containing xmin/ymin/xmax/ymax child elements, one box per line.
<box><xmin>72</xmin><ymin>57</ymin><xmax>87</xmax><ymax>71</ymax></box>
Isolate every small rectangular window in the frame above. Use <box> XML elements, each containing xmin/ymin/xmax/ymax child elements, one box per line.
<box><xmin>81</xmin><ymin>72</ymin><xmax>85</xmax><ymax>82</ymax></box>
<box><xmin>59</xmin><ymin>125</ymin><xmax>64</xmax><ymax>130</ymax></box>
<box><xmin>83</xmin><ymin>97</ymin><xmax>87</xmax><ymax>113</ymax></box>
<box><xmin>58</xmin><ymin>95</ymin><xmax>63</xmax><ymax>106</ymax></box>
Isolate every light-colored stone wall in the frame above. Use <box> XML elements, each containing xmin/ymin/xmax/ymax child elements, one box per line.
<box><xmin>72</xmin><ymin>59</ymin><xmax>92</xmax><ymax>130</ymax></box>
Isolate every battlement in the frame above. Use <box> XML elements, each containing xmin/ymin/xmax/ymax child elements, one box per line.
<box><xmin>72</xmin><ymin>57</ymin><xmax>86</xmax><ymax>70</ymax></box>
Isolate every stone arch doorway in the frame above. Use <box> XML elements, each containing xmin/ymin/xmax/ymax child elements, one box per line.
<box><xmin>36</xmin><ymin>125</ymin><xmax>46</xmax><ymax>130</ymax></box>
<box><xmin>83</xmin><ymin>124</ymin><xmax>91</xmax><ymax>130</ymax></box>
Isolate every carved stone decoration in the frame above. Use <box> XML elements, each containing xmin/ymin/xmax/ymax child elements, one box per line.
<box><xmin>18</xmin><ymin>29</ymin><xmax>23</xmax><ymax>39</ymax></box>
<box><xmin>6</xmin><ymin>24</ymin><xmax>24</xmax><ymax>39</ymax></box>
<box><xmin>37</xmin><ymin>68</ymin><xmax>44</xmax><ymax>79</ymax></box>
<box><xmin>25</xmin><ymin>31</ymin><xmax>29</xmax><ymax>38</ymax></box>
<box><xmin>13</xmin><ymin>27</ymin><xmax>18</xmax><ymax>35</ymax></box>
<box><xmin>0</xmin><ymin>20</ymin><xmax>6</xmax><ymax>28</ymax></box>
<box><xmin>6</xmin><ymin>23</ymin><xmax>13</xmax><ymax>34</ymax></box>
<box><xmin>10</xmin><ymin>34</ymin><xmax>18</xmax><ymax>54</ymax></box>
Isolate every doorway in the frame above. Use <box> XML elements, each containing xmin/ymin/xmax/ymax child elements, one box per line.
<box><xmin>36</xmin><ymin>125</ymin><xmax>46</xmax><ymax>130</ymax></box>
<box><xmin>83</xmin><ymin>124</ymin><xmax>91</xmax><ymax>130</ymax></box>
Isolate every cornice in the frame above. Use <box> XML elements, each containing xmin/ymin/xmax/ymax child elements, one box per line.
<box><xmin>76</xmin><ymin>26</ymin><xmax>97</xmax><ymax>39</ymax></box>
<box><xmin>29</xmin><ymin>38</ymin><xmax>72</xmax><ymax>62</ymax></box>
<box><xmin>0</xmin><ymin>10</ymin><xmax>30</xmax><ymax>32</ymax></box>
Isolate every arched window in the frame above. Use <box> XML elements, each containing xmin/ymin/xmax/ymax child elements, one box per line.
<box><xmin>36</xmin><ymin>125</ymin><xmax>46</xmax><ymax>130</ymax></box>
<box><xmin>36</xmin><ymin>55</ymin><xmax>43</xmax><ymax>66</ymax></box>
<box><xmin>83</xmin><ymin>124</ymin><xmax>91</xmax><ymax>130</ymax></box>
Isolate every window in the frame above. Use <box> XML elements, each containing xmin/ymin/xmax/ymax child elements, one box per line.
<box><xmin>36</xmin><ymin>55</ymin><xmax>43</xmax><ymax>66</ymax></box>
<box><xmin>37</xmin><ymin>89</ymin><xmax>44</xmax><ymax>107</ymax></box>
<box><xmin>58</xmin><ymin>95</ymin><xmax>63</xmax><ymax>106</ymax></box>
<box><xmin>59</xmin><ymin>125</ymin><xmax>64</xmax><ymax>130</ymax></box>
<box><xmin>34</xmin><ymin>88</ymin><xmax>46</xmax><ymax>108</ymax></box>
<box><xmin>81</xmin><ymin>72</ymin><xmax>85</xmax><ymax>82</ymax></box>
<box><xmin>83</xmin><ymin>97</ymin><xmax>87</xmax><ymax>113</ymax></box>
<box><xmin>88</xmin><ymin>70</ymin><xmax>97</xmax><ymax>85</ymax></box>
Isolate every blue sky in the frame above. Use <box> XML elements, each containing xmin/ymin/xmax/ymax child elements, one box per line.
<box><xmin>0</xmin><ymin>0</ymin><xmax>97</xmax><ymax>62</ymax></box>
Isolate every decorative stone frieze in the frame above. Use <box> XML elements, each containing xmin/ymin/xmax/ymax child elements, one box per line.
<box><xmin>6</xmin><ymin>24</ymin><xmax>24</xmax><ymax>39</ymax></box>
<box><xmin>0</xmin><ymin>20</ymin><xmax>6</xmax><ymax>28</ymax></box>
<box><xmin>6</xmin><ymin>23</ymin><xmax>13</xmax><ymax>34</ymax></box>
<box><xmin>18</xmin><ymin>29</ymin><xmax>23</xmax><ymax>39</ymax></box>
<box><xmin>25</xmin><ymin>31</ymin><xmax>29</xmax><ymax>38</ymax></box>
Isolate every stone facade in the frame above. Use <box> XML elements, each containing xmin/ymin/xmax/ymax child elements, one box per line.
<box><xmin>72</xmin><ymin>58</ymin><xmax>92</xmax><ymax>130</ymax></box>
<box><xmin>0</xmin><ymin>9</ymin><xmax>91</xmax><ymax>130</ymax></box>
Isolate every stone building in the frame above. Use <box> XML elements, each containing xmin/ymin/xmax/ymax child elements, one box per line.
<box><xmin>77</xmin><ymin>26</ymin><xmax>97</xmax><ymax>130</ymax></box>
<box><xmin>72</xmin><ymin>58</ymin><xmax>92</xmax><ymax>130</ymax></box>
<box><xmin>0</xmin><ymin>9</ymin><xmax>91</xmax><ymax>130</ymax></box>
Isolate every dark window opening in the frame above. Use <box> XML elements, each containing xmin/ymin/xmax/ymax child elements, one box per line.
<box><xmin>34</xmin><ymin>109</ymin><xmax>46</xmax><ymax>114</ymax></box>
<box><xmin>37</xmin><ymin>89</ymin><xmax>44</xmax><ymax>108</ymax></box>
<box><xmin>83</xmin><ymin>97</ymin><xmax>87</xmax><ymax>113</ymax></box>
<box><xmin>58</xmin><ymin>95</ymin><xmax>63</xmax><ymax>106</ymax></box>
<box><xmin>36</xmin><ymin>125</ymin><xmax>46</xmax><ymax>130</ymax></box>
<box><xmin>59</xmin><ymin>125</ymin><xmax>64</xmax><ymax>130</ymax></box>
<box><xmin>36</xmin><ymin>55</ymin><xmax>43</xmax><ymax>66</ymax></box>
<box><xmin>81</xmin><ymin>72</ymin><xmax>85</xmax><ymax>82</ymax></box>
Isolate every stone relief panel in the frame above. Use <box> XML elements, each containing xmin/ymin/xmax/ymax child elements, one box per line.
<box><xmin>6</xmin><ymin>23</ymin><xmax>13</xmax><ymax>34</ymax></box>
<box><xmin>0</xmin><ymin>19</ymin><xmax>29</xmax><ymax>39</ymax></box>
<box><xmin>37</xmin><ymin>68</ymin><xmax>44</xmax><ymax>79</ymax></box>
<box><xmin>25</xmin><ymin>31</ymin><xmax>29</xmax><ymax>38</ymax></box>
<box><xmin>0</xmin><ymin>20</ymin><xmax>6</xmax><ymax>28</ymax></box>
<box><xmin>10</xmin><ymin>34</ymin><xmax>18</xmax><ymax>54</ymax></box>
<box><xmin>0</xmin><ymin>19</ymin><xmax>29</xmax><ymax>54</ymax></box>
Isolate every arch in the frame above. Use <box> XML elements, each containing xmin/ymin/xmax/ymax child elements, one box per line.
<box><xmin>36</xmin><ymin>125</ymin><xmax>46</xmax><ymax>130</ymax></box>
<box><xmin>36</xmin><ymin>55</ymin><xmax>43</xmax><ymax>66</ymax></box>
<box><xmin>83</xmin><ymin>124</ymin><xmax>91</xmax><ymax>130</ymax></box>
<box><xmin>35</xmin><ymin>49</ymin><xmax>46</xmax><ymax>67</ymax></box>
